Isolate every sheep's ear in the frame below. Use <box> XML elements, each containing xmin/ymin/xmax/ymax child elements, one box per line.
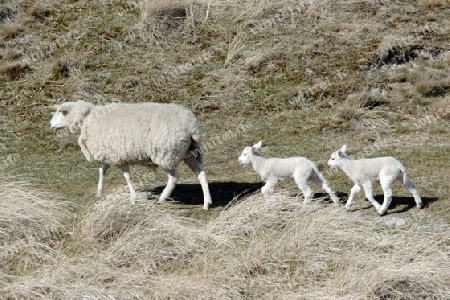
<box><xmin>341</xmin><ymin>145</ymin><xmax>347</xmax><ymax>154</ymax></box>
<box><xmin>254</xmin><ymin>141</ymin><xmax>262</xmax><ymax>150</ymax></box>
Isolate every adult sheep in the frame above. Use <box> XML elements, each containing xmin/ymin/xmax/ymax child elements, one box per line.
<box><xmin>50</xmin><ymin>100</ymin><xmax>212</xmax><ymax>209</ymax></box>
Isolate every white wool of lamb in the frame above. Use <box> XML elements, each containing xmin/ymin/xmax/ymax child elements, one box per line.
<box><xmin>328</xmin><ymin>145</ymin><xmax>422</xmax><ymax>215</ymax></box>
<box><xmin>238</xmin><ymin>141</ymin><xmax>339</xmax><ymax>205</ymax></box>
<box><xmin>50</xmin><ymin>100</ymin><xmax>212</xmax><ymax>209</ymax></box>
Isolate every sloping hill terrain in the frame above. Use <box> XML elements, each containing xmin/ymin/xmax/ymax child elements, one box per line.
<box><xmin>0</xmin><ymin>0</ymin><xmax>449</xmax><ymax>299</ymax></box>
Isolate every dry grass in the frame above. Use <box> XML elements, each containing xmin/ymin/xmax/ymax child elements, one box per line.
<box><xmin>1</xmin><ymin>22</ymin><xmax>22</xmax><ymax>39</ymax></box>
<box><xmin>0</xmin><ymin>177</ymin><xmax>73</xmax><ymax>277</ymax></box>
<box><xmin>2</xmin><ymin>190</ymin><xmax>449</xmax><ymax>299</ymax></box>
<box><xmin>0</xmin><ymin>60</ymin><xmax>30</xmax><ymax>80</ymax></box>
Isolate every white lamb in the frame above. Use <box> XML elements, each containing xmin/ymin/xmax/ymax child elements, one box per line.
<box><xmin>50</xmin><ymin>100</ymin><xmax>212</xmax><ymax>209</ymax></box>
<box><xmin>328</xmin><ymin>145</ymin><xmax>422</xmax><ymax>215</ymax></box>
<box><xmin>238</xmin><ymin>141</ymin><xmax>340</xmax><ymax>204</ymax></box>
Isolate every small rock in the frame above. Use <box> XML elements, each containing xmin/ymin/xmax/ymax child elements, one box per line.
<box><xmin>384</xmin><ymin>217</ymin><xmax>407</xmax><ymax>227</ymax></box>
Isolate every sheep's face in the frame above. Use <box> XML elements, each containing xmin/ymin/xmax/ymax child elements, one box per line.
<box><xmin>238</xmin><ymin>141</ymin><xmax>262</xmax><ymax>165</ymax></box>
<box><xmin>238</xmin><ymin>146</ymin><xmax>253</xmax><ymax>164</ymax></box>
<box><xmin>50</xmin><ymin>101</ymin><xmax>94</xmax><ymax>133</ymax></box>
<box><xmin>50</xmin><ymin>106</ymin><xmax>70</xmax><ymax>130</ymax></box>
<box><xmin>328</xmin><ymin>145</ymin><xmax>348</xmax><ymax>168</ymax></box>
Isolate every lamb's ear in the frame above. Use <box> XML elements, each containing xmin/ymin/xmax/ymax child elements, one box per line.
<box><xmin>341</xmin><ymin>145</ymin><xmax>347</xmax><ymax>154</ymax></box>
<box><xmin>254</xmin><ymin>141</ymin><xmax>262</xmax><ymax>150</ymax></box>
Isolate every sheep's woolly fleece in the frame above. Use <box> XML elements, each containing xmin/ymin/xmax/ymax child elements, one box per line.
<box><xmin>70</xmin><ymin>102</ymin><xmax>202</xmax><ymax>170</ymax></box>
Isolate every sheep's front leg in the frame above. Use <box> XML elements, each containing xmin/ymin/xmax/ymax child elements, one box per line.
<box><xmin>261</xmin><ymin>176</ymin><xmax>278</xmax><ymax>196</ymax></box>
<box><xmin>346</xmin><ymin>184</ymin><xmax>361</xmax><ymax>209</ymax></box>
<box><xmin>97</xmin><ymin>163</ymin><xmax>110</xmax><ymax>197</ymax></box>
<box><xmin>122</xmin><ymin>165</ymin><xmax>136</xmax><ymax>205</ymax></box>
<box><xmin>362</xmin><ymin>181</ymin><xmax>382</xmax><ymax>213</ymax></box>
<box><xmin>159</xmin><ymin>170</ymin><xmax>179</xmax><ymax>204</ymax></box>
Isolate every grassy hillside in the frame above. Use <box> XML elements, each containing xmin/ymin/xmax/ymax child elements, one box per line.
<box><xmin>1</xmin><ymin>0</ymin><xmax>449</xmax><ymax>299</ymax></box>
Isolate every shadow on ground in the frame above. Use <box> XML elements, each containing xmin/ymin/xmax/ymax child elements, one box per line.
<box><xmin>143</xmin><ymin>181</ymin><xmax>264</xmax><ymax>208</ymax></box>
<box><xmin>374</xmin><ymin>195</ymin><xmax>439</xmax><ymax>214</ymax></box>
<box><xmin>334</xmin><ymin>194</ymin><xmax>438</xmax><ymax>214</ymax></box>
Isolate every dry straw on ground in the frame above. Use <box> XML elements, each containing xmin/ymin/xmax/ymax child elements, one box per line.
<box><xmin>2</xmin><ymin>187</ymin><xmax>449</xmax><ymax>299</ymax></box>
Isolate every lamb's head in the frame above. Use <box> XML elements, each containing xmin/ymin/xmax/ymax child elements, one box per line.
<box><xmin>238</xmin><ymin>141</ymin><xmax>262</xmax><ymax>164</ymax></box>
<box><xmin>50</xmin><ymin>101</ymin><xmax>95</xmax><ymax>133</ymax></box>
<box><xmin>328</xmin><ymin>145</ymin><xmax>349</xmax><ymax>168</ymax></box>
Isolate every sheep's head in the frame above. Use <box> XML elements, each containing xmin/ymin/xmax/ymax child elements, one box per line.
<box><xmin>328</xmin><ymin>145</ymin><xmax>349</xmax><ymax>168</ymax></box>
<box><xmin>50</xmin><ymin>101</ymin><xmax>95</xmax><ymax>133</ymax></box>
<box><xmin>238</xmin><ymin>141</ymin><xmax>262</xmax><ymax>164</ymax></box>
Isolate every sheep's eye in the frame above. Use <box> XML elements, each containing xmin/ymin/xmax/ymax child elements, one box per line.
<box><xmin>61</xmin><ymin>109</ymin><xmax>69</xmax><ymax>116</ymax></box>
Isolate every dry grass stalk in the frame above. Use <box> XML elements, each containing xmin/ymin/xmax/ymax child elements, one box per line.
<box><xmin>1</xmin><ymin>22</ymin><xmax>23</xmax><ymax>39</ymax></box>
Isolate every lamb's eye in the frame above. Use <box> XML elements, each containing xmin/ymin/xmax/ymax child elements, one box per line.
<box><xmin>62</xmin><ymin>109</ymin><xmax>69</xmax><ymax>116</ymax></box>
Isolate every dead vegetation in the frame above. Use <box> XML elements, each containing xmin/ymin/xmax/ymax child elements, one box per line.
<box><xmin>1</xmin><ymin>189</ymin><xmax>448</xmax><ymax>299</ymax></box>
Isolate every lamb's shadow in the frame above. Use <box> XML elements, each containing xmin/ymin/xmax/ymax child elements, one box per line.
<box><xmin>373</xmin><ymin>195</ymin><xmax>439</xmax><ymax>214</ymax></box>
<box><xmin>143</xmin><ymin>181</ymin><xmax>264</xmax><ymax>208</ymax></box>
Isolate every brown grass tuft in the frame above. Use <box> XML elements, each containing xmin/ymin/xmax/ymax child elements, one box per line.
<box><xmin>0</xmin><ymin>60</ymin><xmax>31</xmax><ymax>80</ymax></box>
<box><xmin>116</xmin><ymin>75</ymin><xmax>140</xmax><ymax>89</ymax></box>
<box><xmin>422</xmin><ymin>0</ymin><xmax>444</xmax><ymax>9</ymax></box>
<box><xmin>0</xmin><ymin>178</ymin><xmax>73</xmax><ymax>276</ymax></box>
<box><xmin>430</xmin><ymin>98</ymin><xmax>450</xmax><ymax>119</ymax></box>
<box><xmin>26</xmin><ymin>3</ymin><xmax>52</xmax><ymax>20</ymax></box>
<box><xmin>1</xmin><ymin>22</ymin><xmax>23</xmax><ymax>39</ymax></box>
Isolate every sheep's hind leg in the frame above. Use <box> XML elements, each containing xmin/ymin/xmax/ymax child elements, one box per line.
<box><xmin>159</xmin><ymin>170</ymin><xmax>179</xmax><ymax>205</ymax></box>
<box><xmin>295</xmin><ymin>177</ymin><xmax>313</xmax><ymax>204</ymax></box>
<box><xmin>97</xmin><ymin>163</ymin><xmax>110</xmax><ymax>197</ymax></box>
<box><xmin>122</xmin><ymin>165</ymin><xmax>136</xmax><ymax>205</ymax></box>
<box><xmin>379</xmin><ymin>177</ymin><xmax>394</xmax><ymax>216</ymax></box>
<box><xmin>309</xmin><ymin>172</ymin><xmax>340</xmax><ymax>206</ymax></box>
<box><xmin>362</xmin><ymin>181</ymin><xmax>382</xmax><ymax>213</ymax></box>
<box><xmin>397</xmin><ymin>174</ymin><xmax>422</xmax><ymax>209</ymax></box>
<box><xmin>184</xmin><ymin>156</ymin><xmax>212</xmax><ymax>210</ymax></box>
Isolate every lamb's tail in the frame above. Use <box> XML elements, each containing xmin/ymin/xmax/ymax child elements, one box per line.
<box><xmin>400</xmin><ymin>164</ymin><xmax>407</xmax><ymax>185</ymax></box>
<box><xmin>187</xmin><ymin>114</ymin><xmax>203</xmax><ymax>162</ymax></box>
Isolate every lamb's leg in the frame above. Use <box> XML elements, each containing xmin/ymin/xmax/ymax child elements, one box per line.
<box><xmin>346</xmin><ymin>184</ymin><xmax>361</xmax><ymax>209</ymax></box>
<box><xmin>309</xmin><ymin>171</ymin><xmax>340</xmax><ymax>206</ymax></box>
<box><xmin>261</xmin><ymin>176</ymin><xmax>278</xmax><ymax>196</ymax></box>
<box><xmin>362</xmin><ymin>181</ymin><xmax>382</xmax><ymax>213</ymax></box>
<box><xmin>97</xmin><ymin>163</ymin><xmax>110</xmax><ymax>197</ymax></box>
<box><xmin>397</xmin><ymin>174</ymin><xmax>422</xmax><ymax>209</ymax></box>
<box><xmin>379</xmin><ymin>177</ymin><xmax>394</xmax><ymax>216</ymax></box>
<box><xmin>121</xmin><ymin>165</ymin><xmax>136</xmax><ymax>205</ymax></box>
<box><xmin>159</xmin><ymin>170</ymin><xmax>179</xmax><ymax>204</ymax></box>
<box><xmin>184</xmin><ymin>156</ymin><xmax>212</xmax><ymax>210</ymax></box>
<box><xmin>297</xmin><ymin>180</ymin><xmax>314</xmax><ymax>204</ymax></box>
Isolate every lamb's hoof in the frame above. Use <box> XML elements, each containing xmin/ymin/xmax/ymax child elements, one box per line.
<box><xmin>203</xmin><ymin>205</ymin><xmax>209</xmax><ymax>210</ymax></box>
<box><xmin>417</xmin><ymin>204</ymin><xmax>423</xmax><ymax>209</ymax></box>
<box><xmin>158</xmin><ymin>198</ymin><xmax>168</xmax><ymax>205</ymax></box>
<box><xmin>130</xmin><ymin>197</ymin><xmax>136</xmax><ymax>206</ymax></box>
<box><xmin>344</xmin><ymin>204</ymin><xmax>352</xmax><ymax>210</ymax></box>
<box><xmin>377</xmin><ymin>208</ymin><xmax>387</xmax><ymax>216</ymax></box>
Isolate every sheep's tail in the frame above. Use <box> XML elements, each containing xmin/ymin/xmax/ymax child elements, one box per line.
<box><xmin>187</xmin><ymin>114</ymin><xmax>204</xmax><ymax>162</ymax></box>
<box><xmin>399</xmin><ymin>164</ymin><xmax>407</xmax><ymax>184</ymax></box>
